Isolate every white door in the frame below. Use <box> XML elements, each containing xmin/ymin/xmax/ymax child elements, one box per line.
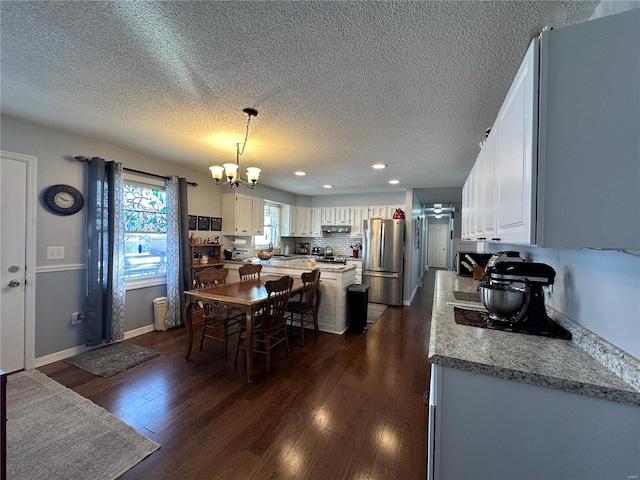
<box><xmin>427</xmin><ymin>224</ymin><xmax>449</xmax><ymax>268</ymax></box>
<box><xmin>1</xmin><ymin>150</ymin><xmax>36</xmax><ymax>373</ymax></box>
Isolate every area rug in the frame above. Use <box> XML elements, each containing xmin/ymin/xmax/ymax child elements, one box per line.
<box><xmin>367</xmin><ymin>303</ymin><xmax>388</xmax><ymax>324</ymax></box>
<box><xmin>64</xmin><ymin>341</ymin><xmax>160</xmax><ymax>378</ymax></box>
<box><xmin>6</xmin><ymin>369</ymin><xmax>160</xmax><ymax>480</ymax></box>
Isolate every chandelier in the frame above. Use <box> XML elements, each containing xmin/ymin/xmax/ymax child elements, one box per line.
<box><xmin>209</xmin><ymin>107</ymin><xmax>261</xmax><ymax>189</ymax></box>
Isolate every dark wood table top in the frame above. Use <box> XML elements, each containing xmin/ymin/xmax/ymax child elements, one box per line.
<box><xmin>184</xmin><ymin>275</ymin><xmax>304</xmax><ymax>306</ymax></box>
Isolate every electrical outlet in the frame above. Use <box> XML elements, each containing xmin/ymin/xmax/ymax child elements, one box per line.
<box><xmin>71</xmin><ymin>310</ymin><xmax>84</xmax><ymax>325</ymax></box>
<box><xmin>47</xmin><ymin>246</ymin><xmax>65</xmax><ymax>260</ymax></box>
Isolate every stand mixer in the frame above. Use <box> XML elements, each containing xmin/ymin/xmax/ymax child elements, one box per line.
<box><xmin>478</xmin><ymin>252</ymin><xmax>561</xmax><ymax>335</ymax></box>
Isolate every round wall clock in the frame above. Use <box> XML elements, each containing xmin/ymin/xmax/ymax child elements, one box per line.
<box><xmin>43</xmin><ymin>184</ymin><xmax>84</xmax><ymax>215</ymax></box>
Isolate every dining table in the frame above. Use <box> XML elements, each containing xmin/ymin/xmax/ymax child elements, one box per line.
<box><xmin>183</xmin><ymin>274</ymin><xmax>305</xmax><ymax>382</ymax></box>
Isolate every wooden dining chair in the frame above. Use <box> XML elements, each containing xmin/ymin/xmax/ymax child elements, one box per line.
<box><xmin>239</xmin><ymin>263</ymin><xmax>262</xmax><ymax>281</ymax></box>
<box><xmin>195</xmin><ymin>267</ymin><xmax>244</xmax><ymax>359</ymax></box>
<box><xmin>234</xmin><ymin>275</ymin><xmax>293</xmax><ymax>375</ymax></box>
<box><xmin>286</xmin><ymin>268</ymin><xmax>321</xmax><ymax>346</ymax></box>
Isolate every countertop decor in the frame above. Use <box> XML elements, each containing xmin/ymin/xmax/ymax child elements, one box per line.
<box><xmin>428</xmin><ymin>271</ymin><xmax>640</xmax><ymax>406</ymax></box>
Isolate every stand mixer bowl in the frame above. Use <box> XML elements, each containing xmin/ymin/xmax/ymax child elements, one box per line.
<box><xmin>478</xmin><ymin>283</ymin><xmax>526</xmax><ymax>322</ymax></box>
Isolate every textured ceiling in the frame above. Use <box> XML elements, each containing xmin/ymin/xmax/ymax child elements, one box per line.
<box><xmin>0</xmin><ymin>1</ymin><xmax>598</xmax><ymax>202</ymax></box>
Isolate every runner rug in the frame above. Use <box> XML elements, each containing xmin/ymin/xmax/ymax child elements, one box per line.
<box><xmin>367</xmin><ymin>303</ymin><xmax>388</xmax><ymax>324</ymax></box>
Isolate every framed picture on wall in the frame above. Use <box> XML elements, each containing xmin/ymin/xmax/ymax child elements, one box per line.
<box><xmin>197</xmin><ymin>216</ymin><xmax>210</xmax><ymax>231</ymax></box>
<box><xmin>210</xmin><ymin>217</ymin><xmax>222</xmax><ymax>231</ymax></box>
<box><xmin>188</xmin><ymin>215</ymin><xmax>197</xmax><ymax>230</ymax></box>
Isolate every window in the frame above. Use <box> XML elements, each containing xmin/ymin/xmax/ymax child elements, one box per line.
<box><xmin>254</xmin><ymin>202</ymin><xmax>280</xmax><ymax>249</ymax></box>
<box><xmin>122</xmin><ymin>179</ymin><xmax>167</xmax><ymax>282</ymax></box>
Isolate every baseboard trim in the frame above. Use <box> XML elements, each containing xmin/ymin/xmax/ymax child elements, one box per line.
<box><xmin>123</xmin><ymin>324</ymin><xmax>156</xmax><ymax>340</ymax></box>
<box><xmin>35</xmin><ymin>323</ymin><xmax>156</xmax><ymax>367</ymax></box>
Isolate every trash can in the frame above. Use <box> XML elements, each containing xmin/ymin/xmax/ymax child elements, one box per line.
<box><xmin>347</xmin><ymin>284</ymin><xmax>369</xmax><ymax>333</ymax></box>
<box><xmin>152</xmin><ymin>297</ymin><xmax>168</xmax><ymax>331</ymax></box>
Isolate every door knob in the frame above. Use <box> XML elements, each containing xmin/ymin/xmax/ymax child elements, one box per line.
<box><xmin>8</xmin><ymin>280</ymin><xmax>21</xmax><ymax>287</ymax></box>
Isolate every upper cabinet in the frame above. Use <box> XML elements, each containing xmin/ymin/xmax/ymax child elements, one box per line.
<box><xmin>369</xmin><ymin>205</ymin><xmax>388</xmax><ymax>219</ymax></box>
<box><xmin>369</xmin><ymin>205</ymin><xmax>405</xmax><ymax>220</ymax></box>
<box><xmin>310</xmin><ymin>208</ymin><xmax>323</xmax><ymax>237</ymax></box>
<box><xmin>222</xmin><ymin>192</ymin><xmax>264</xmax><ymax>236</ymax></box>
<box><xmin>321</xmin><ymin>207</ymin><xmax>336</xmax><ymax>225</ymax></box>
<box><xmin>286</xmin><ymin>206</ymin><xmax>321</xmax><ymax>237</ymax></box>
<box><xmin>350</xmin><ymin>207</ymin><xmax>369</xmax><ymax>236</ymax></box>
<box><xmin>252</xmin><ymin>197</ymin><xmax>265</xmax><ymax>235</ymax></box>
<box><xmin>335</xmin><ymin>207</ymin><xmax>351</xmax><ymax>225</ymax></box>
<box><xmin>463</xmin><ymin>10</ymin><xmax>639</xmax><ymax>249</ymax></box>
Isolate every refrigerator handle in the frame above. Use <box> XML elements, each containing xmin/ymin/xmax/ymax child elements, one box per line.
<box><xmin>379</xmin><ymin>221</ymin><xmax>385</xmax><ymax>266</ymax></box>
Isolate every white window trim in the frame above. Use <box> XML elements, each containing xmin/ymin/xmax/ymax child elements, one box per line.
<box><xmin>123</xmin><ymin>173</ymin><xmax>168</xmax><ymax>289</ymax></box>
<box><xmin>126</xmin><ymin>275</ymin><xmax>166</xmax><ymax>290</ymax></box>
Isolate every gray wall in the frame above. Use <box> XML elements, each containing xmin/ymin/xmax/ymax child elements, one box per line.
<box><xmin>2</xmin><ymin>114</ymin><xmax>224</xmax><ymax>357</ymax></box>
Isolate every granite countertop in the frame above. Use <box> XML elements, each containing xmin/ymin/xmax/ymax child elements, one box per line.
<box><xmin>428</xmin><ymin>270</ymin><xmax>640</xmax><ymax>407</ymax></box>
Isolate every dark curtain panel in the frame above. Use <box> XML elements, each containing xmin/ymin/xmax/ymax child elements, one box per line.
<box><xmin>85</xmin><ymin>159</ymin><xmax>115</xmax><ymax>345</ymax></box>
<box><xmin>178</xmin><ymin>178</ymin><xmax>190</xmax><ymax>321</ymax></box>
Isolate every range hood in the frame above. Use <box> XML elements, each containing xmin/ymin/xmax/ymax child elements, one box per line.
<box><xmin>321</xmin><ymin>225</ymin><xmax>351</xmax><ymax>233</ymax></box>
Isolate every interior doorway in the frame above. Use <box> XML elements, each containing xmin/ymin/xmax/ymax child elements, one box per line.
<box><xmin>1</xmin><ymin>150</ymin><xmax>37</xmax><ymax>372</ymax></box>
<box><xmin>427</xmin><ymin>217</ymin><xmax>450</xmax><ymax>269</ymax></box>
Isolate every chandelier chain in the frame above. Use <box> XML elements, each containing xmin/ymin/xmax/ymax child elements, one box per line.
<box><xmin>237</xmin><ymin>114</ymin><xmax>252</xmax><ymax>157</ymax></box>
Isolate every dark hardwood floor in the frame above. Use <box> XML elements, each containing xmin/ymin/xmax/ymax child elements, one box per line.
<box><xmin>39</xmin><ymin>270</ymin><xmax>437</xmax><ymax>479</ymax></box>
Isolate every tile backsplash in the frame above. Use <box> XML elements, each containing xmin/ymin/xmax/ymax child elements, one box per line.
<box><xmin>222</xmin><ymin>232</ymin><xmax>362</xmax><ymax>259</ymax></box>
<box><xmin>283</xmin><ymin>233</ymin><xmax>362</xmax><ymax>257</ymax></box>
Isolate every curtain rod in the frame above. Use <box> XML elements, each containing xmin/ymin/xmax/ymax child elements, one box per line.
<box><xmin>74</xmin><ymin>156</ymin><xmax>198</xmax><ymax>186</ymax></box>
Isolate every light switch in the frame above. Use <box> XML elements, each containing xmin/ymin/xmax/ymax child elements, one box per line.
<box><xmin>47</xmin><ymin>246</ymin><xmax>65</xmax><ymax>260</ymax></box>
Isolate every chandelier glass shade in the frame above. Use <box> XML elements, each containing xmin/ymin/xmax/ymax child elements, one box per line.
<box><xmin>210</xmin><ymin>108</ymin><xmax>260</xmax><ymax>189</ymax></box>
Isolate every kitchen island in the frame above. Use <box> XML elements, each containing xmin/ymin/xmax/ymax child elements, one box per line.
<box><xmin>224</xmin><ymin>257</ymin><xmax>356</xmax><ymax>335</ymax></box>
<box><xmin>427</xmin><ymin>271</ymin><xmax>640</xmax><ymax>480</ymax></box>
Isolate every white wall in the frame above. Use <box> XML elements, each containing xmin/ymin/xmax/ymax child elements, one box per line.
<box><xmin>494</xmin><ymin>243</ymin><xmax>640</xmax><ymax>359</ymax></box>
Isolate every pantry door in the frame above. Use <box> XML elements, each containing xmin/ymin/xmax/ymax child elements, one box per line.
<box><xmin>0</xmin><ymin>150</ymin><xmax>37</xmax><ymax>372</ymax></box>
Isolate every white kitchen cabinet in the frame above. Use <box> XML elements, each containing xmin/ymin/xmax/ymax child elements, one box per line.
<box><xmin>461</xmin><ymin>179</ymin><xmax>471</xmax><ymax>240</ymax></box>
<box><xmin>335</xmin><ymin>207</ymin><xmax>351</xmax><ymax>225</ymax></box>
<box><xmin>462</xmin><ymin>10</ymin><xmax>639</xmax><ymax>249</ymax></box>
<box><xmin>346</xmin><ymin>260</ymin><xmax>362</xmax><ymax>283</ymax></box>
<box><xmin>462</xmin><ymin>40</ymin><xmax>536</xmax><ymax>244</ymax></box>
<box><xmin>321</xmin><ymin>207</ymin><xmax>336</xmax><ymax>225</ymax></box>
<box><xmin>222</xmin><ymin>193</ymin><xmax>252</xmax><ymax>235</ymax></box>
<box><xmin>350</xmin><ymin>207</ymin><xmax>368</xmax><ymax>236</ymax></box>
<box><xmin>292</xmin><ymin>206</ymin><xmax>311</xmax><ymax>236</ymax></box>
<box><xmin>476</xmin><ymin>120</ymin><xmax>497</xmax><ymax>241</ymax></box>
<box><xmin>222</xmin><ymin>193</ymin><xmax>264</xmax><ymax>236</ymax></box>
<box><xmin>368</xmin><ymin>205</ymin><xmax>388</xmax><ymax>219</ymax></box>
<box><xmin>368</xmin><ymin>205</ymin><xmax>406</xmax><ymax>220</ymax></box>
<box><xmin>461</xmin><ymin>166</ymin><xmax>476</xmax><ymax>241</ymax></box>
<box><xmin>310</xmin><ymin>208</ymin><xmax>323</xmax><ymax>237</ymax></box>
<box><xmin>252</xmin><ymin>197</ymin><xmax>265</xmax><ymax>235</ymax></box>
<box><xmin>428</xmin><ymin>364</ymin><xmax>640</xmax><ymax>480</ymax></box>
<box><xmin>300</xmin><ymin>208</ymin><xmax>312</xmax><ymax>236</ymax></box>
<box><xmin>288</xmin><ymin>205</ymin><xmax>299</xmax><ymax>236</ymax></box>
<box><xmin>222</xmin><ymin>263</ymin><xmax>241</xmax><ymax>284</ymax></box>
<box><xmin>260</xmin><ymin>265</ymin><xmax>354</xmax><ymax>334</ymax></box>
<box><xmin>493</xmin><ymin>38</ymin><xmax>537</xmax><ymax>244</ymax></box>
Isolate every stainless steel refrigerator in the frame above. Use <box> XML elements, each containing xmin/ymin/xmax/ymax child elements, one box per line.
<box><xmin>362</xmin><ymin>218</ymin><xmax>404</xmax><ymax>306</ymax></box>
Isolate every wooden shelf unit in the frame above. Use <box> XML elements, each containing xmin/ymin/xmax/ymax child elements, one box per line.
<box><xmin>190</xmin><ymin>243</ymin><xmax>223</xmax><ymax>286</ymax></box>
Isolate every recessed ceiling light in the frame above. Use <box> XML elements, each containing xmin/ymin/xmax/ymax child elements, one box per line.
<box><xmin>372</xmin><ymin>163</ymin><xmax>387</xmax><ymax>169</ymax></box>
<box><xmin>389</xmin><ymin>180</ymin><xmax>400</xmax><ymax>184</ymax></box>
<box><xmin>323</xmin><ymin>184</ymin><xmax>333</xmax><ymax>189</ymax></box>
<box><xmin>295</xmin><ymin>171</ymin><xmax>306</xmax><ymax>176</ymax></box>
